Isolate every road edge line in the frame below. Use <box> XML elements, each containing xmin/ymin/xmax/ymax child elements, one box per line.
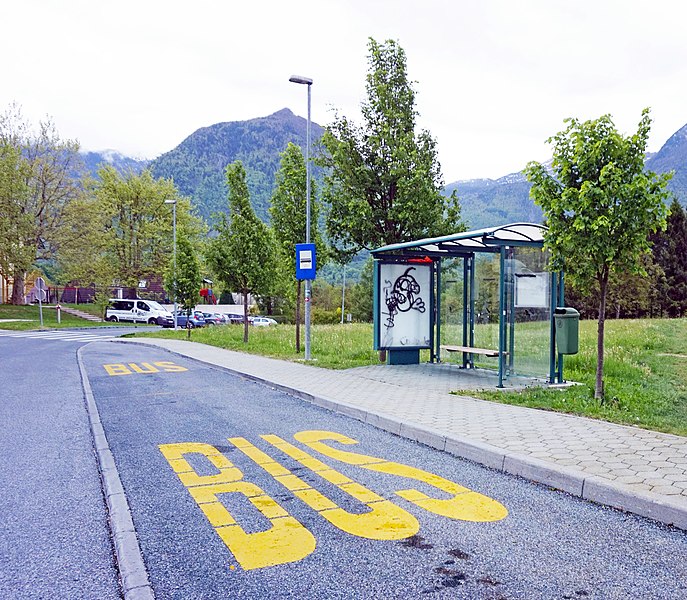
<box><xmin>77</xmin><ymin>345</ymin><xmax>155</xmax><ymax>600</ymax></box>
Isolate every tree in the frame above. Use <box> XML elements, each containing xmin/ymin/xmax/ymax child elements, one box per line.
<box><xmin>650</xmin><ymin>198</ymin><xmax>687</xmax><ymax>317</ymax></box>
<box><xmin>269</xmin><ymin>142</ymin><xmax>324</xmax><ymax>351</ymax></box>
<box><xmin>0</xmin><ymin>105</ymin><xmax>83</xmax><ymax>304</ymax></box>
<box><xmin>207</xmin><ymin>161</ymin><xmax>276</xmax><ymax>342</ymax></box>
<box><xmin>319</xmin><ymin>38</ymin><xmax>463</xmax><ymax>259</ymax></box>
<box><xmin>165</xmin><ymin>234</ymin><xmax>202</xmax><ymax>339</ymax></box>
<box><xmin>525</xmin><ymin>109</ymin><xmax>671</xmax><ymax>399</ymax></box>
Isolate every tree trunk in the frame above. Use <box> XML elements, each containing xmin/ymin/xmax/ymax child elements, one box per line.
<box><xmin>10</xmin><ymin>271</ymin><xmax>26</xmax><ymax>305</ymax></box>
<box><xmin>295</xmin><ymin>280</ymin><xmax>301</xmax><ymax>353</ymax></box>
<box><xmin>243</xmin><ymin>291</ymin><xmax>249</xmax><ymax>343</ymax></box>
<box><xmin>595</xmin><ymin>270</ymin><xmax>610</xmax><ymax>401</ymax></box>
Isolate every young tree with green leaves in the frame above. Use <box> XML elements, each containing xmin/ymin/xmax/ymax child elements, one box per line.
<box><xmin>269</xmin><ymin>142</ymin><xmax>324</xmax><ymax>351</ymax></box>
<box><xmin>0</xmin><ymin>105</ymin><xmax>83</xmax><ymax>304</ymax></box>
<box><xmin>525</xmin><ymin>109</ymin><xmax>671</xmax><ymax>400</ymax></box>
<box><xmin>207</xmin><ymin>161</ymin><xmax>276</xmax><ymax>343</ymax></box>
<box><xmin>165</xmin><ymin>234</ymin><xmax>202</xmax><ymax>339</ymax></box>
<box><xmin>318</xmin><ymin>38</ymin><xmax>463</xmax><ymax>259</ymax></box>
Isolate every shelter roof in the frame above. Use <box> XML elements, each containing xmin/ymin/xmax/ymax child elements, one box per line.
<box><xmin>371</xmin><ymin>222</ymin><xmax>547</xmax><ymax>257</ymax></box>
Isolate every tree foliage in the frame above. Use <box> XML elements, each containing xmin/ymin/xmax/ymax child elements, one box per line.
<box><xmin>525</xmin><ymin>109</ymin><xmax>671</xmax><ymax>399</ymax></box>
<box><xmin>269</xmin><ymin>142</ymin><xmax>325</xmax><ymax>349</ymax></box>
<box><xmin>207</xmin><ymin>161</ymin><xmax>276</xmax><ymax>342</ymax></box>
<box><xmin>319</xmin><ymin>38</ymin><xmax>463</xmax><ymax>259</ymax></box>
<box><xmin>55</xmin><ymin>167</ymin><xmax>202</xmax><ymax>300</ymax></box>
<box><xmin>650</xmin><ymin>198</ymin><xmax>687</xmax><ymax>317</ymax></box>
<box><xmin>165</xmin><ymin>233</ymin><xmax>202</xmax><ymax>339</ymax></box>
<box><xmin>0</xmin><ymin>105</ymin><xmax>83</xmax><ymax>303</ymax></box>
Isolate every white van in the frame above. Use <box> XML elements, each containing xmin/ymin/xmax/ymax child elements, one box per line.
<box><xmin>105</xmin><ymin>299</ymin><xmax>174</xmax><ymax>327</ymax></box>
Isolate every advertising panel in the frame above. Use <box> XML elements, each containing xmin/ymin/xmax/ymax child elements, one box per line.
<box><xmin>377</xmin><ymin>263</ymin><xmax>432</xmax><ymax>348</ymax></box>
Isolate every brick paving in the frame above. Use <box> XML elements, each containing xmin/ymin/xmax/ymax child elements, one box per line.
<box><xmin>120</xmin><ymin>338</ymin><xmax>687</xmax><ymax>530</ymax></box>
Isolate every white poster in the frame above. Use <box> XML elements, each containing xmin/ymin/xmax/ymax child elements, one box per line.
<box><xmin>515</xmin><ymin>273</ymin><xmax>549</xmax><ymax>308</ymax></box>
<box><xmin>379</xmin><ymin>263</ymin><xmax>431</xmax><ymax>348</ymax></box>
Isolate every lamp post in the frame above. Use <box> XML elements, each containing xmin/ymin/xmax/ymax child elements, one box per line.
<box><xmin>164</xmin><ymin>199</ymin><xmax>178</xmax><ymax>329</ymax></box>
<box><xmin>289</xmin><ymin>74</ymin><xmax>313</xmax><ymax>360</ymax></box>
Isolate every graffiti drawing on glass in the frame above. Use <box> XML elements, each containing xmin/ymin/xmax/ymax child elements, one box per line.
<box><xmin>379</xmin><ymin>263</ymin><xmax>431</xmax><ymax>348</ymax></box>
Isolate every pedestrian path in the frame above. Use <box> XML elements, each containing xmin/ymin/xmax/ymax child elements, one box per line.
<box><xmin>0</xmin><ymin>329</ymin><xmax>116</xmax><ymax>343</ymax></box>
<box><xmin>119</xmin><ymin>338</ymin><xmax>687</xmax><ymax>531</ymax></box>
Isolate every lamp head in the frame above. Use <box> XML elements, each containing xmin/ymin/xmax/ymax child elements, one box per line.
<box><xmin>289</xmin><ymin>75</ymin><xmax>313</xmax><ymax>85</ymax></box>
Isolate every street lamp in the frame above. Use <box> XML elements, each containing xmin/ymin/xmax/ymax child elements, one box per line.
<box><xmin>289</xmin><ymin>74</ymin><xmax>313</xmax><ymax>360</ymax></box>
<box><xmin>164</xmin><ymin>199</ymin><xmax>178</xmax><ymax>329</ymax></box>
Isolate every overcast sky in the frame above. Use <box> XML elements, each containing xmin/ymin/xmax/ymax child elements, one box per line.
<box><xmin>3</xmin><ymin>0</ymin><xmax>687</xmax><ymax>182</ymax></box>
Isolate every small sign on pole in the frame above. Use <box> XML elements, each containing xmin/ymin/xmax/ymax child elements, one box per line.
<box><xmin>295</xmin><ymin>243</ymin><xmax>317</xmax><ymax>280</ymax></box>
<box><xmin>35</xmin><ymin>277</ymin><xmax>47</xmax><ymax>327</ymax></box>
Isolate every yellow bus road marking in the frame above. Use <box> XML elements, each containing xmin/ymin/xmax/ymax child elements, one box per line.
<box><xmin>103</xmin><ymin>361</ymin><xmax>188</xmax><ymax>376</ymax></box>
<box><xmin>294</xmin><ymin>430</ymin><xmax>509</xmax><ymax>523</ymax></box>
<box><xmin>159</xmin><ymin>443</ymin><xmax>316</xmax><ymax>570</ymax></box>
<box><xmin>231</xmin><ymin>436</ymin><xmax>419</xmax><ymax>541</ymax></box>
<box><xmin>158</xmin><ymin>431</ymin><xmax>508</xmax><ymax>571</ymax></box>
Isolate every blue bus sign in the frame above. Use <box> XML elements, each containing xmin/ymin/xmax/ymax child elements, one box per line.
<box><xmin>296</xmin><ymin>243</ymin><xmax>316</xmax><ymax>280</ymax></box>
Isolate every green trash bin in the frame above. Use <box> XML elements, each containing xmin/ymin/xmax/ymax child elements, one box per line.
<box><xmin>554</xmin><ymin>307</ymin><xmax>579</xmax><ymax>355</ymax></box>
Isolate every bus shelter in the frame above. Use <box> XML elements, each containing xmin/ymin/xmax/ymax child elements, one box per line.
<box><xmin>371</xmin><ymin>223</ymin><xmax>566</xmax><ymax>387</ymax></box>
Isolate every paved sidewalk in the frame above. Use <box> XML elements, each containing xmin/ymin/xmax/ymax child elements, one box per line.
<box><xmin>119</xmin><ymin>338</ymin><xmax>687</xmax><ymax>530</ymax></box>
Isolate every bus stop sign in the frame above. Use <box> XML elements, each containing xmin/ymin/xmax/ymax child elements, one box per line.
<box><xmin>295</xmin><ymin>244</ymin><xmax>316</xmax><ymax>280</ymax></box>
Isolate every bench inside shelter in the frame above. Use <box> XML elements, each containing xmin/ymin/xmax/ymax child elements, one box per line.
<box><xmin>440</xmin><ymin>345</ymin><xmax>502</xmax><ymax>358</ymax></box>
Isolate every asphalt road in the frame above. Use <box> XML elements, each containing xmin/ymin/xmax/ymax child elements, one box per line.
<box><xmin>75</xmin><ymin>340</ymin><xmax>686</xmax><ymax>600</ymax></box>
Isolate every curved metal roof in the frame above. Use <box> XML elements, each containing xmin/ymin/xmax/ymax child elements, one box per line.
<box><xmin>371</xmin><ymin>222</ymin><xmax>547</xmax><ymax>256</ymax></box>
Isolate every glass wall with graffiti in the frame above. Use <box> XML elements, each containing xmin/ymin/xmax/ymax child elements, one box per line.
<box><xmin>376</xmin><ymin>262</ymin><xmax>432</xmax><ymax>348</ymax></box>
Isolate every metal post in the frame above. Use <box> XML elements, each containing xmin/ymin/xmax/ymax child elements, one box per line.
<box><xmin>341</xmin><ymin>266</ymin><xmax>346</xmax><ymax>324</ymax></box>
<box><xmin>165</xmin><ymin>199</ymin><xmax>178</xmax><ymax>329</ymax></box>
<box><xmin>304</xmin><ymin>81</ymin><xmax>312</xmax><ymax>360</ymax></box>
<box><xmin>289</xmin><ymin>75</ymin><xmax>314</xmax><ymax>359</ymax></box>
<box><xmin>172</xmin><ymin>201</ymin><xmax>177</xmax><ymax>329</ymax></box>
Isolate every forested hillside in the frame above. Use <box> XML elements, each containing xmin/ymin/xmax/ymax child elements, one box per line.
<box><xmin>148</xmin><ymin>108</ymin><xmax>324</xmax><ymax>224</ymax></box>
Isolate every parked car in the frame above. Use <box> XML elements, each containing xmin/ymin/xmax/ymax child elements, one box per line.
<box><xmin>224</xmin><ymin>313</ymin><xmax>246</xmax><ymax>324</ymax></box>
<box><xmin>200</xmin><ymin>312</ymin><xmax>223</xmax><ymax>326</ymax></box>
<box><xmin>252</xmin><ymin>317</ymin><xmax>278</xmax><ymax>326</ymax></box>
<box><xmin>173</xmin><ymin>310</ymin><xmax>206</xmax><ymax>328</ymax></box>
<box><xmin>106</xmin><ymin>299</ymin><xmax>174</xmax><ymax>327</ymax></box>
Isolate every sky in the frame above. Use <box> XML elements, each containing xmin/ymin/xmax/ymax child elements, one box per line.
<box><xmin>3</xmin><ymin>0</ymin><xmax>687</xmax><ymax>183</ymax></box>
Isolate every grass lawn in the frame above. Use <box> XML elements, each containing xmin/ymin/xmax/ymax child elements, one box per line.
<box><xmin>0</xmin><ymin>303</ymin><xmax>112</xmax><ymax>330</ymax></box>
<box><xmin>133</xmin><ymin>318</ymin><xmax>687</xmax><ymax>436</ymax></box>
<box><xmin>469</xmin><ymin>318</ymin><xmax>687</xmax><ymax>436</ymax></box>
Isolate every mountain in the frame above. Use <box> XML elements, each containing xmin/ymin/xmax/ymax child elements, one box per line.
<box><xmin>446</xmin><ymin>124</ymin><xmax>687</xmax><ymax>230</ymax></box>
<box><xmin>645</xmin><ymin>123</ymin><xmax>687</xmax><ymax>202</ymax></box>
<box><xmin>444</xmin><ymin>172</ymin><xmax>542</xmax><ymax>230</ymax></box>
<box><xmin>148</xmin><ymin>108</ymin><xmax>324</xmax><ymax>223</ymax></box>
<box><xmin>81</xmin><ymin>150</ymin><xmax>149</xmax><ymax>176</ymax></box>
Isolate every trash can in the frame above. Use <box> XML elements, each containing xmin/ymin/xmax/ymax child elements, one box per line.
<box><xmin>554</xmin><ymin>307</ymin><xmax>579</xmax><ymax>355</ymax></box>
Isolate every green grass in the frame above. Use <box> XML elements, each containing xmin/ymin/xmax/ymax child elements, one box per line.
<box><xmin>133</xmin><ymin>323</ymin><xmax>386</xmax><ymax>369</ymax></box>
<box><xmin>0</xmin><ymin>303</ymin><xmax>113</xmax><ymax>330</ymax></box>
<box><xmin>468</xmin><ymin>318</ymin><xmax>687</xmax><ymax>436</ymax></box>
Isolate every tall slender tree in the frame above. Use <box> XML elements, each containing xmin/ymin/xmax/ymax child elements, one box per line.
<box><xmin>651</xmin><ymin>198</ymin><xmax>687</xmax><ymax>317</ymax></box>
<box><xmin>165</xmin><ymin>234</ymin><xmax>202</xmax><ymax>339</ymax></box>
<box><xmin>526</xmin><ymin>109</ymin><xmax>671</xmax><ymax>399</ymax></box>
<box><xmin>207</xmin><ymin>161</ymin><xmax>276</xmax><ymax>342</ymax></box>
<box><xmin>319</xmin><ymin>38</ymin><xmax>463</xmax><ymax>259</ymax></box>
<box><xmin>270</xmin><ymin>142</ymin><xmax>323</xmax><ymax>351</ymax></box>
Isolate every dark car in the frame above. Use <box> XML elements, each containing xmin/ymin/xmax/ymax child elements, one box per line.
<box><xmin>224</xmin><ymin>313</ymin><xmax>246</xmax><ymax>324</ymax></box>
<box><xmin>173</xmin><ymin>310</ymin><xmax>206</xmax><ymax>328</ymax></box>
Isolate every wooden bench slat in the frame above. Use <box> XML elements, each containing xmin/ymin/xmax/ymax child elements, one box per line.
<box><xmin>440</xmin><ymin>345</ymin><xmax>502</xmax><ymax>357</ymax></box>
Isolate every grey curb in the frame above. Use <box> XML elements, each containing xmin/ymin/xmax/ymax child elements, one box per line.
<box><xmin>112</xmin><ymin>339</ymin><xmax>687</xmax><ymax>532</ymax></box>
<box><xmin>77</xmin><ymin>346</ymin><xmax>155</xmax><ymax>600</ymax></box>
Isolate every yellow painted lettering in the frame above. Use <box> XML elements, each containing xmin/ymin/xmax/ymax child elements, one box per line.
<box><xmin>128</xmin><ymin>362</ymin><xmax>160</xmax><ymax>374</ymax></box>
<box><xmin>294</xmin><ymin>431</ymin><xmax>508</xmax><ymax>523</ymax></box>
<box><xmin>238</xmin><ymin>435</ymin><xmax>419</xmax><ymax>540</ymax></box>
<box><xmin>154</xmin><ymin>361</ymin><xmax>188</xmax><ymax>372</ymax></box>
<box><xmin>103</xmin><ymin>363</ymin><xmax>133</xmax><ymax>376</ymax></box>
<box><xmin>159</xmin><ymin>442</ymin><xmax>315</xmax><ymax>570</ymax></box>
